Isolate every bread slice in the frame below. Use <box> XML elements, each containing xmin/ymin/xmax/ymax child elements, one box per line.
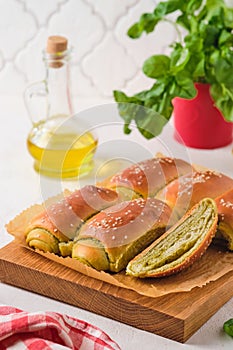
<box><xmin>126</xmin><ymin>198</ymin><xmax>218</xmax><ymax>278</ymax></box>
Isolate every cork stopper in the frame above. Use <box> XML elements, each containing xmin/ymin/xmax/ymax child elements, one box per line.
<box><xmin>46</xmin><ymin>36</ymin><xmax>68</xmax><ymax>54</ymax></box>
<box><xmin>46</xmin><ymin>36</ymin><xmax>68</xmax><ymax>68</ymax></box>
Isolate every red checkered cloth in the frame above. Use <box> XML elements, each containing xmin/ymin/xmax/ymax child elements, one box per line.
<box><xmin>0</xmin><ymin>306</ymin><xmax>121</xmax><ymax>350</ymax></box>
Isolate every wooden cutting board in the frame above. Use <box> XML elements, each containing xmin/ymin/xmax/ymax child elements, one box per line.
<box><xmin>1</xmin><ymin>242</ymin><xmax>233</xmax><ymax>343</ymax></box>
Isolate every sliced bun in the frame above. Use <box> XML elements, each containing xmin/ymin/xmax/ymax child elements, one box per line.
<box><xmin>126</xmin><ymin>198</ymin><xmax>218</xmax><ymax>278</ymax></box>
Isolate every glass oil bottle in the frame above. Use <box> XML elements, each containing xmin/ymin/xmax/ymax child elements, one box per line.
<box><xmin>24</xmin><ymin>36</ymin><xmax>98</xmax><ymax>179</ymax></box>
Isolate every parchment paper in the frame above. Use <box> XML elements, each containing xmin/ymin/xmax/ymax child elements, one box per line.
<box><xmin>6</xmin><ymin>199</ymin><xmax>233</xmax><ymax>298</ymax></box>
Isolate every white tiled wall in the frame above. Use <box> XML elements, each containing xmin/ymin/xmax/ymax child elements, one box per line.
<box><xmin>0</xmin><ymin>0</ymin><xmax>232</xmax><ymax>99</ymax></box>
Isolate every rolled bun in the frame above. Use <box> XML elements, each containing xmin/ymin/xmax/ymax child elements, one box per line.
<box><xmin>126</xmin><ymin>198</ymin><xmax>218</xmax><ymax>278</ymax></box>
<box><xmin>156</xmin><ymin>170</ymin><xmax>233</xmax><ymax>219</ymax></box>
<box><xmin>26</xmin><ymin>185</ymin><xmax>119</xmax><ymax>253</ymax></box>
<box><xmin>72</xmin><ymin>197</ymin><xmax>172</xmax><ymax>272</ymax></box>
<box><xmin>23</xmin><ymin>154</ymin><xmax>233</xmax><ymax>277</ymax></box>
<box><xmin>215</xmin><ymin>189</ymin><xmax>233</xmax><ymax>250</ymax></box>
<box><xmin>100</xmin><ymin>157</ymin><xmax>193</xmax><ymax>200</ymax></box>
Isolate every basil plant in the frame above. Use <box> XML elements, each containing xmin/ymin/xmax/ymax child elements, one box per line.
<box><xmin>114</xmin><ymin>0</ymin><xmax>233</xmax><ymax>139</ymax></box>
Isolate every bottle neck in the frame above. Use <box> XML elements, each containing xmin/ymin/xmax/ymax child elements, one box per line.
<box><xmin>43</xmin><ymin>49</ymin><xmax>73</xmax><ymax>119</ymax></box>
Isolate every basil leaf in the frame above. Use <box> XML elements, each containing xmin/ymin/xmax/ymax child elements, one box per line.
<box><xmin>224</xmin><ymin>319</ymin><xmax>233</xmax><ymax>337</ymax></box>
<box><xmin>177</xmin><ymin>14</ymin><xmax>190</xmax><ymax>30</ymax></box>
<box><xmin>156</xmin><ymin>91</ymin><xmax>174</xmax><ymax>119</ymax></box>
<box><xmin>113</xmin><ymin>91</ymin><xmax>143</xmax><ymax>134</ymax></box>
<box><xmin>224</xmin><ymin>8</ymin><xmax>233</xmax><ymax>28</ymax></box>
<box><xmin>127</xmin><ymin>23</ymin><xmax>141</xmax><ymax>39</ymax></box>
<box><xmin>113</xmin><ymin>90</ymin><xmax>140</xmax><ymax>104</ymax></box>
<box><xmin>175</xmin><ymin>73</ymin><xmax>197</xmax><ymax>99</ymax></box>
<box><xmin>186</xmin><ymin>0</ymin><xmax>202</xmax><ymax>13</ymax></box>
<box><xmin>127</xmin><ymin>0</ymin><xmax>185</xmax><ymax>39</ymax></box>
<box><xmin>203</xmin><ymin>25</ymin><xmax>220</xmax><ymax>48</ymax></box>
<box><xmin>185</xmin><ymin>35</ymin><xmax>203</xmax><ymax>52</ymax></box>
<box><xmin>218</xmin><ymin>100</ymin><xmax>233</xmax><ymax>122</ymax></box>
<box><xmin>154</xmin><ymin>0</ymin><xmax>184</xmax><ymax>17</ymax></box>
<box><xmin>135</xmin><ymin>82</ymin><xmax>166</xmax><ymax>100</ymax></box>
<box><xmin>219</xmin><ymin>30</ymin><xmax>233</xmax><ymax>46</ymax></box>
<box><xmin>214</xmin><ymin>58</ymin><xmax>233</xmax><ymax>86</ymax></box>
<box><xmin>206</xmin><ymin>0</ymin><xmax>225</xmax><ymax>20</ymax></box>
<box><xmin>211</xmin><ymin>84</ymin><xmax>233</xmax><ymax>122</ymax></box>
<box><xmin>171</xmin><ymin>48</ymin><xmax>190</xmax><ymax>74</ymax></box>
<box><xmin>114</xmin><ymin>0</ymin><xmax>233</xmax><ymax>140</ymax></box>
<box><xmin>127</xmin><ymin>13</ymin><xmax>160</xmax><ymax>39</ymax></box>
<box><xmin>135</xmin><ymin>108</ymin><xmax>168</xmax><ymax>139</ymax></box>
<box><xmin>143</xmin><ymin>55</ymin><xmax>170</xmax><ymax>79</ymax></box>
<box><xmin>193</xmin><ymin>57</ymin><xmax>205</xmax><ymax>79</ymax></box>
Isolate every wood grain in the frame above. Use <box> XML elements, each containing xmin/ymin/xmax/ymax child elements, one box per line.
<box><xmin>0</xmin><ymin>242</ymin><xmax>233</xmax><ymax>343</ymax></box>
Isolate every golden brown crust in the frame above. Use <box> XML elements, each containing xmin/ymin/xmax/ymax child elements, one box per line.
<box><xmin>72</xmin><ymin>238</ymin><xmax>110</xmax><ymax>270</ymax></box>
<box><xmin>26</xmin><ymin>185</ymin><xmax>119</xmax><ymax>242</ymax></box>
<box><xmin>77</xmin><ymin>198</ymin><xmax>171</xmax><ymax>247</ymax></box>
<box><xmin>216</xmin><ymin>188</ymin><xmax>233</xmax><ymax>224</ymax></box>
<box><xmin>126</xmin><ymin>198</ymin><xmax>218</xmax><ymax>278</ymax></box>
<box><xmin>215</xmin><ymin>189</ymin><xmax>233</xmax><ymax>250</ymax></box>
<box><xmin>156</xmin><ymin>170</ymin><xmax>233</xmax><ymax>218</ymax></box>
<box><xmin>23</xmin><ymin>154</ymin><xmax>233</xmax><ymax>276</ymax></box>
<box><xmin>73</xmin><ymin>198</ymin><xmax>172</xmax><ymax>272</ymax></box>
<box><xmin>101</xmin><ymin>157</ymin><xmax>193</xmax><ymax>198</ymax></box>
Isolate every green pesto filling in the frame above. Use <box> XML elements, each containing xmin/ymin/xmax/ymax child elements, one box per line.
<box><xmin>127</xmin><ymin>199</ymin><xmax>216</xmax><ymax>275</ymax></box>
<box><xmin>110</xmin><ymin>227</ymin><xmax>165</xmax><ymax>273</ymax></box>
<box><xmin>59</xmin><ymin>241</ymin><xmax>74</xmax><ymax>257</ymax></box>
<box><xmin>72</xmin><ymin>237</ymin><xmax>110</xmax><ymax>271</ymax></box>
<box><xmin>116</xmin><ymin>186</ymin><xmax>142</xmax><ymax>200</ymax></box>
<box><xmin>26</xmin><ymin>228</ymin><xmax>60</xmax><ymax>253</ymax></box>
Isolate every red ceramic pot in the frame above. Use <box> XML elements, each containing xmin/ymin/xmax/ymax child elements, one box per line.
<box><xmin>173</xmin><ymin>83</ymin><xmax>233</xmax><ymax>149</ymax></box>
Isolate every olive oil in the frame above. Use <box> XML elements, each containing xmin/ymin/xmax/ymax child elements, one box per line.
<box><xmin>24</xmin><ymin>36</ymin><xmax>98</xmax><ymax>179</ymax></box>
<box><xmin>27</xmin><ymin>116</ymin><xmax>98</xmax><ymax>178</ymax></box>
